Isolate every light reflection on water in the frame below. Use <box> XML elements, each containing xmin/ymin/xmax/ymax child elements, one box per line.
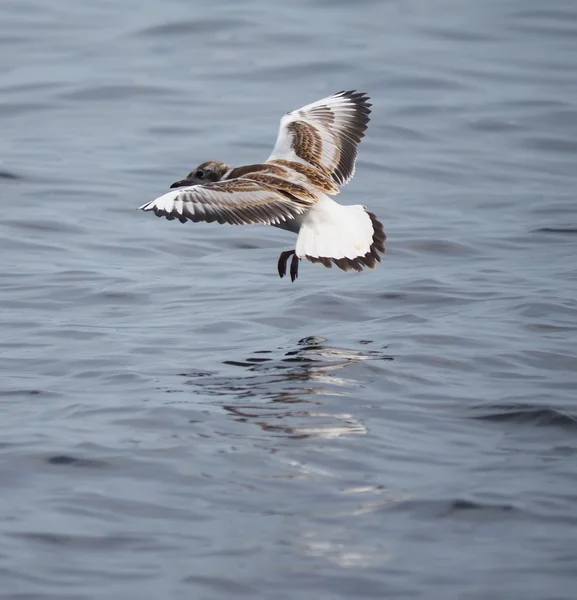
<box><xmin>180</xmin><ymin>337</ymin><xmax>394</xmax><ymax>440</ymax></box>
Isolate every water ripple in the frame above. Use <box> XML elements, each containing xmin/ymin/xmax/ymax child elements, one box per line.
<box><xmin>1</xmin><ymin>0</ymin><xmax>577</xmax><ymax>597</ymax></box>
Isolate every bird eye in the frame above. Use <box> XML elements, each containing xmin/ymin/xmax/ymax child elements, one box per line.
<box><xmin>196</xmin><ymin>169</ymin><xmax>204</xmax><ymax>179</ymax></box>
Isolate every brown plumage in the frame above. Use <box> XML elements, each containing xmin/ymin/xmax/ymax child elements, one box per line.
<box><xmin>268</xmin><ymin>159</ymin><xmax>338</xmax><ymax>194</ymax></box>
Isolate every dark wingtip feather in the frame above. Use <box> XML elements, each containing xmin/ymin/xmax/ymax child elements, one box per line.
<box><xmin>330</xmin><ymin>91</ymin><xmax>372</xmax><ymax>187</ymax></box>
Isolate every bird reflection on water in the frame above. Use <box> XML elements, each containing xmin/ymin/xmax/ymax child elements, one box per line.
<box><xmin>179</xmin><ymin>336</ymin><xmax>394</xmax><ymax>440</ymax></box>
<box><xmin>176</xmin><ymin>338</ymin><xmax>400</xmax><ymax>569</ymax></box>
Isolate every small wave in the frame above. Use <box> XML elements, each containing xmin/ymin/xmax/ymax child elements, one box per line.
<box><xmin>471</xmin><ymin>403</ymin><xmax>577</xmax><ymax>429</ymax></box>
<box><xmin>0</xmin><ymin>169</ymin><xmax>21</xmax><ymax>180</ymax></box>
<box><xmin>46</xmin><ymin>455</ymin><xmax>108</xmax><ymax>468</ymax></box>
<box><xmin>137</xmin><ymin>17</ymin><xmax>244</xmax><ymax>38</ymax></box>
<box><xmin>397</xmin><ymin>497</ymin><xmax>520</xmax><ymax>519</ymax></box>
<box><xmin>533</xmin><ymin>227</ymin><xmax>577</xmax><ymax>234</ymax></box>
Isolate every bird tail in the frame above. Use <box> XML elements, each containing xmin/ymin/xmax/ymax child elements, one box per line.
<box><xmin>295</xmin><ymin>197</ymin><xmax>386</xmax><ymax>271</ymax></box>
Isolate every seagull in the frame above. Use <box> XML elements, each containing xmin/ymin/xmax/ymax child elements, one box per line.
<box><xmin>138</xmin><ymin>90</ymin><xmax>386</xmax><ymax>282</ymax></box>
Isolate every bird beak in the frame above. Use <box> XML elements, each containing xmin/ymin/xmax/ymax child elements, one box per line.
<box><xmin>170</xmin><ymin>179</ymin><xmax>194</xmax><ymax>189</ymax></box>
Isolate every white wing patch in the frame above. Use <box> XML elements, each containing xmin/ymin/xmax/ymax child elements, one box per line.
<box><xmin>267</xmin><ymin>90</ymin><xmax>371</xmax><ymax>188</ymax></box>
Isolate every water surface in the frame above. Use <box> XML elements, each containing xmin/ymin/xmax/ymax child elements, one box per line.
<box><xmin>1</xmin><ymin>0</ymin><xmax>577</xmax><ymax>598</ymax></box>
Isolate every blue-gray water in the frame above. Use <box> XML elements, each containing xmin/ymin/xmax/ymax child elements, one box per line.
<box><xmin>1</xmin><ymin>0</ymin><xmax>577</xmax><ymax>598</ymax></box>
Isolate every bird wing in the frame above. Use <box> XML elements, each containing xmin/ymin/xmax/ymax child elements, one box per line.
<box><xmin>267</xmin><ymin>90</ymin><xmax>371</xmax><ymax>187</ymax></box>
<box><xmin>138</xmin><ymin>178</ymin><xmax>312</xmax><ymax>225</ymax></box>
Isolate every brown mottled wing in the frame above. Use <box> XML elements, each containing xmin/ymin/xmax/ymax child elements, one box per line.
<box><xmin>267</xmin><ymin>90</ymin><xmax>371</xmax><ymax>187</ymax></box>
<box><xmin>138</xmin><ymin>179</ymin><xmax>312</xmax><ymax>225</ymax></box>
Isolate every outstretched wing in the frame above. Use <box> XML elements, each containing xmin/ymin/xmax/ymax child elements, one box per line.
<box><xmin>138</xmin><ymin>179</ymin><xmax>312</xmax><ymax>226</ymax></box>
<box><xmin>267</xmin><ymin>90</ymin><xmax>371</xmax><ymax>187</ymax></box>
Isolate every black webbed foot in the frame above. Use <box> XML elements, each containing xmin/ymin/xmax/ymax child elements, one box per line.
<box><xmin>290</xmin><ymin>253</ymin><xmax>300</xmax><ymax>282</ymax></box>
<box><xmin>278</xmin><ymin>249</ymin><xmax>295</xmax><ymax>278</ymax></box>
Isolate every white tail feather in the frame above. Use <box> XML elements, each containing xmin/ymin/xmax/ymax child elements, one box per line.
<box><xmin>295</xmin><ymin>196</ymin><xmax>373</xmax><ymax>260</ymax></box>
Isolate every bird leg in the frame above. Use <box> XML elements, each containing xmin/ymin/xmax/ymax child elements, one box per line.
<box><xmin>277</xmin><ymin>249</ymin><xmax>295</xmax><ymax>279</ymax></box>
<box><xmin>290</xmin><ymin>253</ymin><xmax>300</xmax><ymax>282</ymax></box>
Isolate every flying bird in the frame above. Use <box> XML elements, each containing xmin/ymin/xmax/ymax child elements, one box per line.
<box><xmin>138</xmin><ymin>90</ymin><xmax>386</xmax><ymax>282</ymax></box>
